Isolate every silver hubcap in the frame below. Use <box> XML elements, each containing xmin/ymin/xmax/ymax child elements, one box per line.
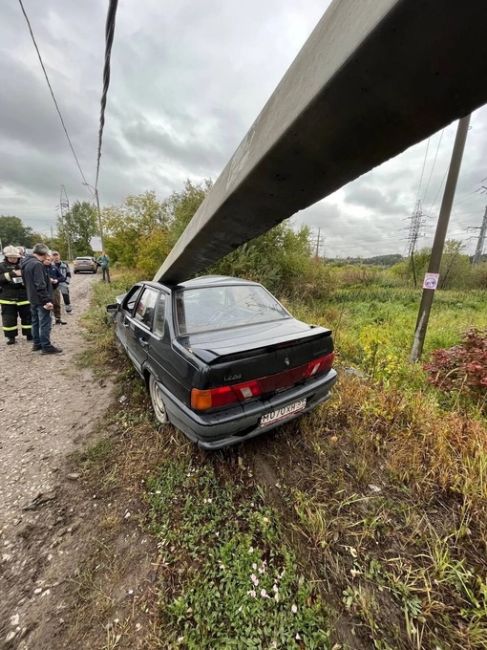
<box><xmin>150</xmin><ymin>375</ymin><xmax>168</xmax><ymax>424</ymax></box>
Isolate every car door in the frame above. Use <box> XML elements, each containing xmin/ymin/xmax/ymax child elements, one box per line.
<box><xmin>117</xmin><ymin>285</ymin><xmax>143</xmax><ymax>350</ymax></box>
<box><xmin>148</xmin><ymin>289</ymin><xmax>199</xmax><ymax>408</ymax></box>
<box><xmin>146</xmin><ymin>290</ymin><xmax>172</xmax><ymax>383</ymax></box>
<box><xmin>126</xmin><ymin>286</ymin><xmax>159</xmax><ymax>373</ymax></box>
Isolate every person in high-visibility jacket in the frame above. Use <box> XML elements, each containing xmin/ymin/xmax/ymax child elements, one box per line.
<box><xmin>0</xmin><ymin>245</ymin><xmax>32</xmax><ymax>345</ymax></box>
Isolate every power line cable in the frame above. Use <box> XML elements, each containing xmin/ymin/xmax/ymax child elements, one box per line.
<box><xmin>422</xmin><ymin>128</ymin><xmax>444</xmax><ymax>207</ymax></box>
<box><xmin>17</xmin><ymin>0</ymin><xmax>91</xmax><ymax>189</ymax></box>
<box><xmin>427</xmin><ymin>167</ymin><xmax>448</xmax><ymax>216</ymax></box>
<box><xmin>415</xmin><ymin>136</ymin><xmax>431</xmax><ymax>202</ymax></box>
<box><xmin>95</xmin><ymin>0</ymin><xmax>119</xmax><ymax>192</ymax></box>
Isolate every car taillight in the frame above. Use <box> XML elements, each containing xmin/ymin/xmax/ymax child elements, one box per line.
<box><xmin>304</xmin><ymin>352</ymin><xmax>335</xmax><ymax>377</ymax></box>
<box><xmin>191</xmin><ymin>380</ymin><xmax>262</xmax><ymax>411</ymax></box>
<box><xmin>191</xmin><ymin>351</ymin><xmax>334</xmax><ymax>412</ymax></box>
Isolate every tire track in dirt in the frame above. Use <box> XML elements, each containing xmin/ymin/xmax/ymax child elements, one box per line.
<box><xmin>0</xmin><ymin>273</ymin><xmax>114</xmax><ymax>648</ymax></box>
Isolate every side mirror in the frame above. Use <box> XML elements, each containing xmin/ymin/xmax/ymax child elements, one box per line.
<box><xmin>106</xmin><ymin>303</ymin><xmax>118</xmax><ymax>313</ymax></box>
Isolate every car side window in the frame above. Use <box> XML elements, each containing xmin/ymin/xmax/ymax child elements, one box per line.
<box><xmin>124</xmin><ymin>286</ymin><xmax>143</xmax><ymax>314</ymax></box>
<box><xmin>134</xmin><ymin>288</ymin><xmax>158</xmax><ymax>329</ymax></box>
<box><xmin>153</xmin><ymin>293</ymin><xmax>166</xmax><ymax>337</ymax></box>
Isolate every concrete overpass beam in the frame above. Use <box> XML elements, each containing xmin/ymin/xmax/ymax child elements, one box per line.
<box><xmin>156</xmin><ymin>0</ymin><xmax>487</xmax><ymax>283</ymax></box>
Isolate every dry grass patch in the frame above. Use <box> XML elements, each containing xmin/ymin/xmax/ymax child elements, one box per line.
<box><xmin>243</xmin><ymin>373</ymin><xmax>487</xmax><ymax>648</ymax></box>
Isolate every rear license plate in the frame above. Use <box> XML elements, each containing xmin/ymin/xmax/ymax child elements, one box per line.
<box><xmin>259</xmin><ymin>399</ymin><xmax>306</xmax><ymax>427</ymax></box>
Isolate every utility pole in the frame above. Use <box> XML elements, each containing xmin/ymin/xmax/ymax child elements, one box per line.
<box><xmin>472</xmin><ymin>205</ymin><xmax>487</xmax><ymax>264</ymax></box>
<box><xmin>94</xmin><ymin>187</ymin><xmax>105</xmax><ymax>253</ymax></box>
<box><xmin>83</xmin><ymin>183</ymin><xmax>104</xmax><ymax>252</ymax></box>
<box><xmin>59</xmin><ymin>185</ymin><xmax>72</xmax><ymax>261</ymax></box>
<box><xmin>315</xmin><ymin>227</ymin><xmax>321</xmax><ymax>259</ymax></box>
<box><xmin>410</xmin><ymin>114</ymin><xmax>471</xmax><ymax>362</ymax></box>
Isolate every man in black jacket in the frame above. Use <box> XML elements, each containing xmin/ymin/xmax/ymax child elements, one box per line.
<box><xmin>0</xmin><ymin>245</ymin><xmax>32</xmax><ymax>345</ymax></box>
<box><xmin>21</xmin><ymin>243</ymin><xmax>62</xmax><ymax>354</ymax></box>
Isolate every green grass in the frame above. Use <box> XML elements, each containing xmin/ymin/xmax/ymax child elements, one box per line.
<box><xmin>147</xmin><ymin>460</ymin><xmax>330</xmax><ymax>649</ymax></box>
<box><xmin>77</xmin><ymin>270</ymin><xmax>141</xmax><ymax>369</ymax></box>
<box><xmin>288</xmin><ymin>287</ymin><xmax>487</xmax><ymax>408</ymax></box>
<box><xmin>77</xmin><ymin>275</ymin><xmax>487</xmax><ymax>649</ymax></box>
<box><xmin>291</xmin><ymin>287</ymin><xmax>487</xmax><ymax>360</ymax></box>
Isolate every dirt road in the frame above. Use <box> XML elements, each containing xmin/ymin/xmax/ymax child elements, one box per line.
<box><xmin>0</xmin><ymin>273</ymin><xmax>113</xmax><ymax>648</ymax></box>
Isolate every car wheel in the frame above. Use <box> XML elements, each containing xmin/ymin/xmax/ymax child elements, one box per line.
<box><xmin>149</xmin><ymin>374</ymin><xmax>168</xmax><ymax>425</ymax></box>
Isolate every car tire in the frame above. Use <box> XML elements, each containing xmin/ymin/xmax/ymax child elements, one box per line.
<box><xmin>149</xmin><ymin>374</ymin><xmax>168</xmax><ymax>425</ymax></box>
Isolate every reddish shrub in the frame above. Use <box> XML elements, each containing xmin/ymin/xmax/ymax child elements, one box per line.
<box><xmin>424</xmin><ymin>329</ymin><xmax>487</xmax><ymax>403</ymax></box>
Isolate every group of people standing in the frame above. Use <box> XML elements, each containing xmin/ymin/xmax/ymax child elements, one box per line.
<box><xmin>0</xmin><ymin>243</ymin><xmax>73</xmax><ymax>354</ymax></box>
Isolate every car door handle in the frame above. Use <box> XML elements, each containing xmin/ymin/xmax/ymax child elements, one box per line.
<box><xmin>123</xmin><ymin>320</ymin><xmax>130</xmax><ymax>328</ymax></box>
<box><xmin>139</xmin><ymin>338</ymin><xmax>149</xmax><ymax>348</ymax></box>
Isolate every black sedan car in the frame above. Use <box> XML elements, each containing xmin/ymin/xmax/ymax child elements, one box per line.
<box><xmin>107</xmin><ymin>276</ymin><xmax>337</xmax><ymax>450</ymax></box>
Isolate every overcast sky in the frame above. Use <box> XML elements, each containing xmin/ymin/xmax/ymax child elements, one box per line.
<box><xmin>1</xmin><ymin>0</ymin><xmax>486</xmax><ymax>257</ymax></box>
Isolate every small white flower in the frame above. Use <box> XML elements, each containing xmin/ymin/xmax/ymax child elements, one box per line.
<box><xmin>291</xmin><ymin>604</ymin><xmax>298</xmax><ymax>614</ymax></box>
<box><xmin>248</xmin><ymin>546</ymin><xmax>254</xmax><ymax>554</ymax></box>
<box><xmin>274</xmin><ymin>592</ymin><xmax>280</xmax><ymax>603</ymax></box>
<box><xmin>260</xmin><ymin>589</ymin><xmax>269</xmax><ymax>598</ymax></box>
<box><xmin>207</xmin><ymin>498</ymin><xmax>213</xmax><ymax>504</ymax></box>
<box><xmin>247</xmin><ymin>589</ymin><xmax>256</xmax><ymax>598</ymax></box>
<box><xmin>295</xmin><ymin>632</ymin><xmax>301</xmax><ymax>640</ymax></box>
<box><xmin>251</xmin><ymin>574</ymin><xmax>259</xmax><ymax>586</ymax></box>
<box><xmin>272</xmin><ymin>584</ymin><xmax>279</xmax><ymax>593</ymax></box>
<box><xmin>263</xmin><ymin>516</ymin><xmax>270</xmax><ymax>523</ymax></box>
<box><xmin>252</xmin><ymin>563</ymin><xmax>257</xmax><ymax>570</ymax></box>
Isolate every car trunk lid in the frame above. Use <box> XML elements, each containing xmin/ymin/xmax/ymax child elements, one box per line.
<box><xmin>182</xmin><ymin>319</ymin><xmax>333</xmax><ymax>390</ymax></box>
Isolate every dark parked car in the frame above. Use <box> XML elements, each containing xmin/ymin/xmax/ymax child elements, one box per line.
<box><xmin>107</xmin><ymin>276</ymin><xmax>337</xmax><ymax>450</ymax></box>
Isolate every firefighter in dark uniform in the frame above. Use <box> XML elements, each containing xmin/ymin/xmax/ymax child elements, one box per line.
<box><xmin>0</xmin><ymin>245</ymin><xmax>32</xmax><ymax>345</ymax></box>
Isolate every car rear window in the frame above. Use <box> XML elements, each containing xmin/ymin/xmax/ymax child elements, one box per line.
<box><xmin>175</xmin><ymin>285</ymin><xmax>289</xmax><ymax>335</ymax></box>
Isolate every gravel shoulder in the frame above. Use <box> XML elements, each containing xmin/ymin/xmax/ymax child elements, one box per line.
<box><xmin>0</xmin><ymin>273</ymin><xmax>114</xmax><ymax>648</ymax></box>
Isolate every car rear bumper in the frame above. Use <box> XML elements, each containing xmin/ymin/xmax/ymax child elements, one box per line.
<box><xmin>158</xmin><ymin>369</ymin><xmax>337</xmax><ymax>450</ymax></box>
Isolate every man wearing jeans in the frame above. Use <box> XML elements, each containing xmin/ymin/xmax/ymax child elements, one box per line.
<box><xmin>21</xmin><ymin>244</ymin><xmax>62</xmax><ymax>355</ymax></box>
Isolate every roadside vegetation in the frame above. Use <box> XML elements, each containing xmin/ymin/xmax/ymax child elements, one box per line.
<box><xmin>67</xmin><ymin>181</ymin><xmax>486</xmax><ymax>648</ymax></box>
<box><xmin>76</xmin><ymin>250</ymin><xmax>486</xmax><ymax>649</ymax></box>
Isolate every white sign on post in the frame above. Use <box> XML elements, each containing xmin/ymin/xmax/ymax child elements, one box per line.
<box><xmin>423</xmin><ymin>272</ymin><xmax>440</xmax><ymax>290</ymax></box>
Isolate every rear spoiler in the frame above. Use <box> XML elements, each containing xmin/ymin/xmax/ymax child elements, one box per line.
<box><xmin>191</xmin><ymin>328</ymin><xmax>332</xmax><ymax>365</ymax></box>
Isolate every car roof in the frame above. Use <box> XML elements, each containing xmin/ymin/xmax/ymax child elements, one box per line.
<box><xmin>141</xmin><ymin>276</ymin><xmax>260</xmax><ymax>292</ymax></box>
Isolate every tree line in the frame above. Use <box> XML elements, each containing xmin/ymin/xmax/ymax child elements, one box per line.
<box><xmin>2</xmin><ymin>180</ymin><xmax>486</xmax><ymax>293</ymax></box>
